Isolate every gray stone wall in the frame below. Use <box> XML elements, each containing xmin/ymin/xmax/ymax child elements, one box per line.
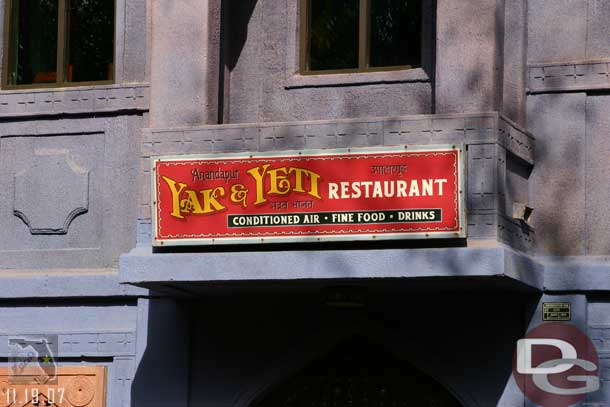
<box><xmin>0</xmin><ymin>0</ymin><xmax>150</xmax><ymax>270</ymax></box>
<box><xmin>0</xmin><ymin>0</ymin><xmax>151</xmax><ymax>401</ymax></box>
<box><xmin>526</xmin><ymin>1</ymin><xmax>610</xmax><ymax>256</ymax></box>
<box><xmin>588</xmin><ymin>301</ymin><xmax>610</xmax><ymax>405</ymax></box>
<box><xmin>222</xmin><ymin>0</ymin><xmax>433</xmax><ymax>123</ymax></box>
<box><xmin>528</xmin><ymin>0</ymin><xmax>610</xmax><ymax>63</ymax></box>
<box><xmin>221</xmin><ymin>0</ymin><xmax>525</xmax><ymax>123</ymax></box>
<box><xmin>0</xmin><ymin>110</ymin><xmax>144</xmax><ymax>269</ymax></box>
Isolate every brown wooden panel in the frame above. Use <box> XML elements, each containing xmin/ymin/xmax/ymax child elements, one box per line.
<box><xmin>0</xmin><ymin>366</ymin><xmax>106</xmax><ymax>407</ymax></box>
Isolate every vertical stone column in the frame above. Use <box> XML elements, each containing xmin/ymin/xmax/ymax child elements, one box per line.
<box><xmin>502</xmin><ymin>0</ymin><xmax>527</xmax><ymax>126</ymax></box>
<box><xmin>149</xmin><ymin>0</ymin><xmax>221</xmax><ymax>128</ymax></box>
<box><xmin>435</xmin><ymin>0</ymin><xmax>504</xmax><ymax>114</ymax></box>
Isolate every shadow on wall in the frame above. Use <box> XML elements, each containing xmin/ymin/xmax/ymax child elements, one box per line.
<box><xmin>223</xmin><ymin>0</ymin><xmax>258</xmax><ymax>72</ymax></box>
<box><xmin>222</xmin><ymin>0</ymin><xmax>435</xmax><ymax>123</ymax></box>
<box><xmin>527</xmin><ymin>93</ymin><xmax>587</xmax><ymax>256</ymax></box>
<box><xmin>131</xmin><ymin>298</ymin><xmax>191</xmax><ymax>407</ymax></box>
<box><xmin>431</xmin><ymin>0</ymin><xmax>498</xmax><ymax>115</ymax></box>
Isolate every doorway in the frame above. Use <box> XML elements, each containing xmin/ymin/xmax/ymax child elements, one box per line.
<box><xmin>254</xmin><ymin>335</ymin><xmax>462</xmax><ymax>407</ymax></box>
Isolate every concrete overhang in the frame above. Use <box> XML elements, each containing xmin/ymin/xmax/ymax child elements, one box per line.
<box><xmin>119</xmin><ymin>245</ymin><xmax>544</xmax><ymax>294</ymax></box>
<box><xmin>542</xmin><ymin>257</ymin><xmax>610</xmax><ymax>292</ymax></box>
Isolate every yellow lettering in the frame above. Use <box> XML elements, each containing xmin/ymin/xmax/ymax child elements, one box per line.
<box><xmin>289</xmin><ymin>168</ymin><xmax>309</xmax><ymax>193</ymax></box>
<box><xmin>268</xmin><ymin>167</ymin><xmax>290</xmax><ymax>195</ymax></box>
<box><xmin>162</xmin><ymin>176</ymin><xmax>187</xmax><ymax>219</ymax></box>
<box><xmin>247</xmin><ymin>164</ymin><xmax>322</xmax><ymax>205</ymax></box>
<box><xmin>200</xmin><ymin>187</ymin><xmax>226</xmax><ymax>213</ymax></box>
<box><xmin>181</xmin><ymin>190</ymin><xmax>205</xmax><ymax>214</ymax></box>
<box><xmin>230</xmin><ymin>184</ymin><xmax>248</xmax><ymax>208</ymax></box>
<box><xmin>307</xmin><ymin>170</ymin><xmax>321</xmax><ymax>199</ymax></box>
<box><xmin>247</xmin><ymin>164</ymin><xmax>270</xmax><ymax>205</ymax></box>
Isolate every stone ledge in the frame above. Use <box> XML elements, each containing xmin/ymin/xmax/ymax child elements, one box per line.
<box><xmin>0</xmin><ymin>83</ymin><xmax>149</xmax><ymax>117</ymax></box>
<box><xmin>528</xmin><ymin>60</ymin><xmax>610</xmax><ymax>94</ymax></box>
<box><xmin>9</xmin><ymin>252</ymin><xmax>610</xmax><ymax>297</ymax></box>
<box><xmin>0</xmin><ymin>332</ymin><xmax>136</xmax><ymax>356</ymax></box>
<box><xmin>498</xmin><ymin>115</ymin><xmax>535</xmax><ymax>165</ymax></box>
<box><xmin>119</xmin><ymin>245</ymin><xmax>544</xmax><ymax>290</ymax></box>
<box><xmin>285</xmin><ymin>68</ymin><xmax>431</xmax><ymax>89</ymax></box>
<box><xmin>0</xmin><ymin>269</ymin><xmax>148</xmax><ymax>298</ymax></box>
<box><xmin>543</xmin><ymin>257</ymin><xmax>610</xmax><ymax>292</ymax></box>
<box><xmin>142</xmin><ymin>112</ymin><xmax>533</xmax><ymax>164</ymax></box>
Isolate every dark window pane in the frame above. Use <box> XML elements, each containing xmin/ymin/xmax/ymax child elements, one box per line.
<box><xmin>9</xmin><ymin>0</ymin><xmax>58</xmax><ymax>85</ymax></box>
<box><xmin>308</xmin><ymin>0</ymin><xmax>359</xmax><ymax>71</ymax></box>
<box><xmin>370</xmin><ymin>0</ymin><xmax>421</xmax><ymax>68</ymax></box>
<box><xmin>67</xmin><ymin>0</ymin><xmax>114</xmax><ymax>82</ymax></box>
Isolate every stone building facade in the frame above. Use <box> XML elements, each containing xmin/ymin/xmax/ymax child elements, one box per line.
<box><xmin>0</xmin><ymin>0</ymin><xmax>609</xmax><ymax>406</ymax></box>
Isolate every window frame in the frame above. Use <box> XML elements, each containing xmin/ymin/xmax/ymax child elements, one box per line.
<box><xmin>299</xmin><ymin>0</ymin><xmax>421</xmax><ymax>75</ymax></box>
<box><xmin>1</xmin><ymin>0</ymin><xmax>116</xmax><ymax>90</ymax></box>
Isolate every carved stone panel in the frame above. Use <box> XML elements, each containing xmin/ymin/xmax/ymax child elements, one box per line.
<box><xmin>14</xmin><ymin>150</ymin><xmax>89</xmax><ymax>235</ymax></box>
<box><xmin>0</xmin><ymin>113</ymin><xmax>141</xmax><ymax>269</ymax></box>
<box><xmin>0</xmin><ymin>130</ymin><xmax>105</xmax><ymax>263</ymax></box>
<box><xmin>0</xmin><ymin>366</ymin><xmax>106</xmax><ymax>407</ymax></box>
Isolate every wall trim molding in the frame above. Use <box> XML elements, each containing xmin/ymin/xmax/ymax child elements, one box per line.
<box><xmin>528</xmin><ymin>60</ymin><xmax>610</xmax><ymax>94</ymax></box>
<box><xmin>0</xmin><ymin>83</ymin><xmax>149</xmax><ymax>118</ymax></box>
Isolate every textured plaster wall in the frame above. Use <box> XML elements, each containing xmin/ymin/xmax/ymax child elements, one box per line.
<box><xmin>527</xmin><ymin>93</ymin><xmax>587</xmax><ymax>256</ymax></box>
<box><xmin>526</xmin><ymin>1</ymin><xmax>610</xmax><ymax>256</ymax></box>
<box><xmin>223</xmin><ymin>0</ymin><xmax>432</xmax><ymax>123</ymax></box>
<box><xmin>528</xmin><ymin>0</ymin><xmax>610</xmax><ymax>63</ymax></box>
<box><xmin>149</xmin><ymin>0</ymin><xmax>220</xmax><ymax>127</ymax></box>
<box><xmin>0</xmin><ymin>0</ymin><xmax>149</xmax><ymax>269</ymax></box>
<box><xmin>588</xmin><ymin>300</ymin><xmax>610</xmax><ymax>405</ymax></box>
<box><xmin>585</xmin><ymin>96</ymin><xmax>610</xmax><ymax>255</ymax></box>
<box><xmin>0</xmin><ymin>113</ymin><xmax>143</xmax><ymax>269</ymax></box>
<box><xmin>435</xmin><ymin>0</ymin><xmax>503</xmax><ymax>114</ymax></box>
<box><xmin>223</xmin><ymin>0</ymin><xmax>523</xmax><ymax>123</ymax></box>
<box><xmin>0</xmin><ymin>6</ymin><xmax>151</xmax><ymax>405</ymax></box>
<box><xmin>502</xmin><ymin>0</ymin><xmax>528</xmax><ymax>126</ymax></box>
<box><xmin>528</xmin><ymin>0</ymin><xmax>588</xmax><ymax>63</ymax></box>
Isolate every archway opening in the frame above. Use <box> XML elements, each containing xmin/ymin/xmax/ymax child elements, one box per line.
<box><xmin>254</xmin><ymin>335</ymin><xmax>463</xmax><ymax>407</ymax></box>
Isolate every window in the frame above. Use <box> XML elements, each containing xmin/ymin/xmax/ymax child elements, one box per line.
<box><xmin>300</xmin><ymin>0</ymin><xmax>422</xmax><ymax>74</ymax></box>
<box><xmin>3</xmin><ymin>0</ymin><xmax>114</xmax><ymax>88</ymax></box>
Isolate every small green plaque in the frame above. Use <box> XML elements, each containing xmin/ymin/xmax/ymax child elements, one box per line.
<box><xmin>543</xmin><ymin>302</ymin><xmax>571</xmax><ymax>321</ymax></box>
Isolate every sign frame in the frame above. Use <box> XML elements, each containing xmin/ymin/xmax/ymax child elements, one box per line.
<box><xmin>151</xmin><ymin>144</ymin><xmax>467</xmax><ymax>246</ymax></box>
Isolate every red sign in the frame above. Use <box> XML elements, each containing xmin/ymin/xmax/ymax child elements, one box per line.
<box><xmin>152</xmin><ymin>145</ymin><xmax>465</xmax><ymax>246</ymax></box>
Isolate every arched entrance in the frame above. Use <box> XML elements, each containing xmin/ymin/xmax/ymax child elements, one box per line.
<box><xmin>253</xmin><ymin>336</ymin><xmax>463</xmax><ymax>407</ymax></box>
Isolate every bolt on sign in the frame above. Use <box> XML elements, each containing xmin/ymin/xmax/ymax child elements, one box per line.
<box><xmin>151</xmin><ymin>145</ymin><xmax>466</xmax><ymax>246</ymax></box>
